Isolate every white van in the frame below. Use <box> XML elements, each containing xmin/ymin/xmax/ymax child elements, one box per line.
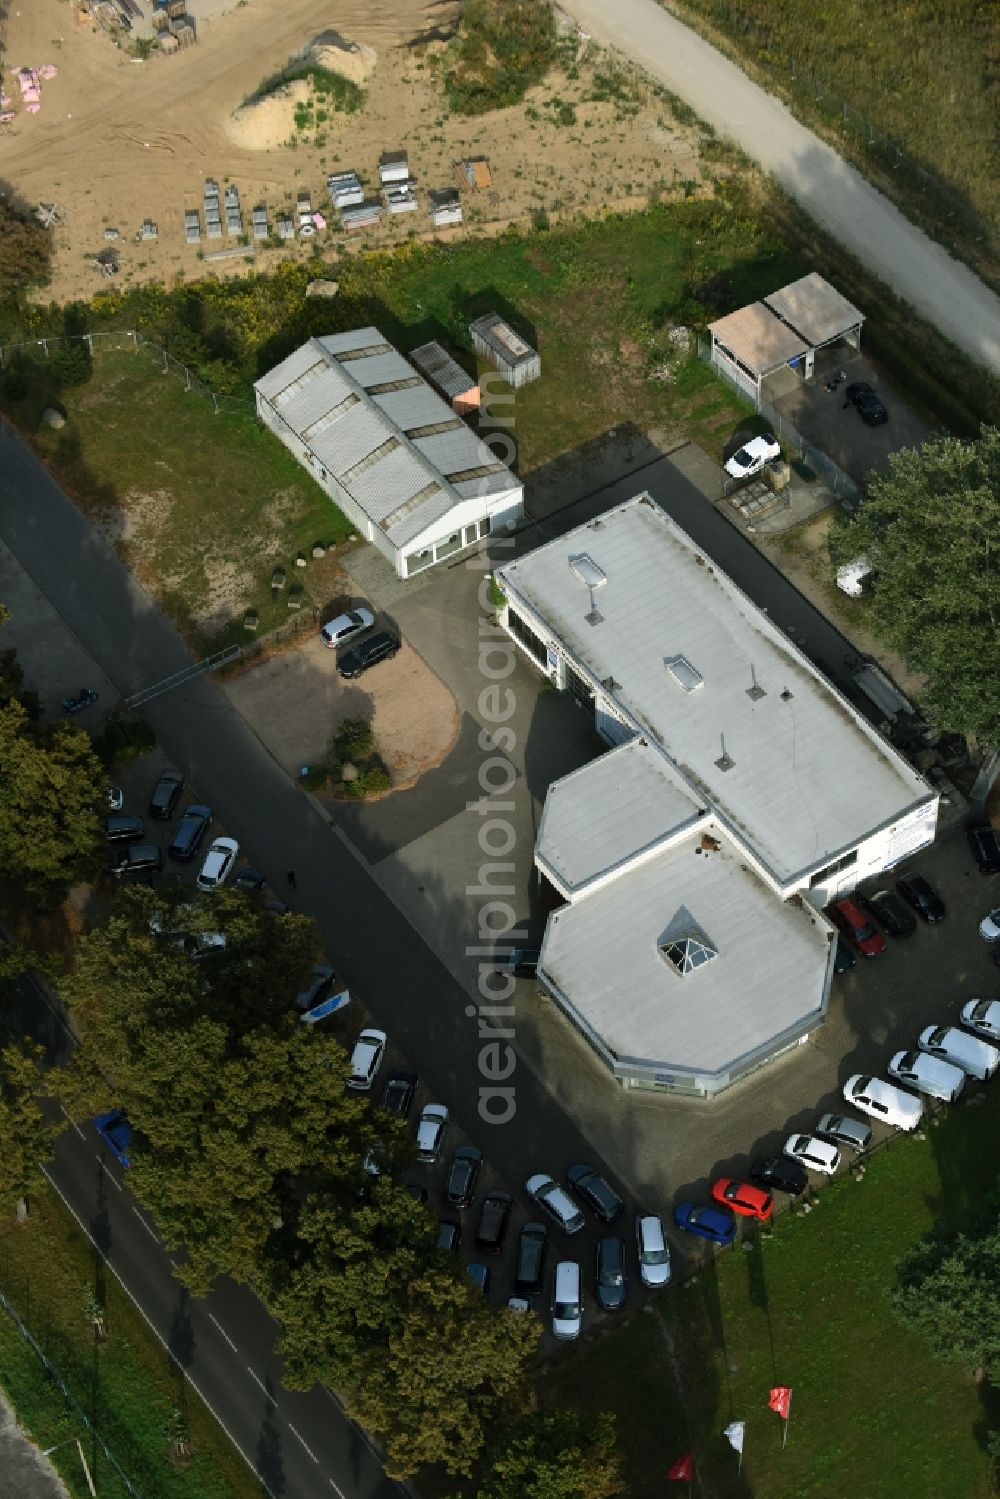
<box><xmin>551</xmin><ymin>1261</ymin><xmax>582</xmax><ymax>1340</ymax></box>
<box><xmin>843</xmin><ymin>1074</ymin><xmax>923</xmax><ymax>1131</ymax></box>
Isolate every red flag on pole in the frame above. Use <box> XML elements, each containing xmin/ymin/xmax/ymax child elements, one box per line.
<box><xmin>667</xmin><ymin>1453</ymin><xmax>693</xmax><ymax>1482</ymax></box>
<box><xmin>769</xmin><ymin>1386</ymin><xmax>793</xmax><ymax>1419</ymax></box>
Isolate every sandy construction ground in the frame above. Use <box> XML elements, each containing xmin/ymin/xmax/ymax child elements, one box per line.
<box><xmin>0</xmin><ymin>0</ymin><xmax>706</xmax><ymax>305</ymax></box>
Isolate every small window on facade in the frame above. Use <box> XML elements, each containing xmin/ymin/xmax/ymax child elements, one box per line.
<box><xmin>808</xmin><ymin>850</ymin><xmax>858</xmax><ymax>888</ymax></box>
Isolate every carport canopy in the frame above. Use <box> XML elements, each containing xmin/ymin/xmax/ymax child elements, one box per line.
<box><xmin>764</xmin><ymin>272</ymin><xmax>864</xmax><ymax>350</ymax></box>
<box><xmin>708</xmin><ymin>302</ymin><xmax>808</xmax><ymax>380</ymax></box>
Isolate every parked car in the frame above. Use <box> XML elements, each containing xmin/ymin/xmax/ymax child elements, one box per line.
<box><xmin>404</xmin><ymin>1183</ymin><xmax>428</xmax><ymax>1205</ymax></box>
<box><xmin>148</xmin><ymin>769</ymin><xmax>184</xmax><ymax>820</ymax></box>
<box><xmin>750</xmin><ymin>1156</ymin><xmax>808</xmax><ymax>1197</ymax></box>
<box><xmin>918</xmin><ymin>1024</ymin><xmax>1000</xmax><ymax>1082</ymax></box>
<box><xmin>347</xmin><ymin>1029</ymin><xmax>387</xmax><ymax>1091</ymax></box>
<box><xmin>859</xmin><ymin>888</ymin><xmax>916</xmax><ymax>938</ymax></box>
<box><xmin>844</xmin><ymin>381</ymin><xmax>888</xmax><ymax>426</ymax></box>
<box><xmin>635</xmin><ymin>1214</ymin><xmax>672</xmax><ymax>1287</ymax></box>
<box><xmin>710</xmin><ymin>1178</ymin><xmax>773</xmax><ymax>1221</ymax></box>
<box><xmin>467</xmin><ymin>1263</ymin><xmax>491</xmax><ymax>1296</ymax></box>
<box><xmin>595</xmin><ymin>1236</ymin><xmax>628</xmax><ymax>1312</ymax></box>
<box><xmin>724</xmin><ymin>433</ymin><xmax>780</xmax><ymax>480</ymax></box>
<box><xmin>320</xmin><ymin>606</ymin><xmax>375</xmax><ymax>649</ymax></box>
<box><xmin>168</xmin><ymin>804</ymin><xmax>212</xmax><ymax>862</ymax></box>
<box><xmin>888</xmin><ymin>1048</ymin><xmax>965</xmax><ymax>1103</ymax></box>
<box><xmin>109</xmin><ymin>843</ymin><xmax>161</xmax><ymax>880</ymax></box>
<box><xmin>474</xmin><ymin>1191</ymin><xmax>513</xmax><ymax>1255</ymax></box>
<box><xmin>105</xmin><ymin>786</ymin><xmax>124</xmax><ymax>812</ymax></box>
<box><xmin>784</xmin><ymin>1134</ymin><xmax>840</xmax><ymax>1176</ymax></box>
<box><xmin>62</xmin><ymin>687</ymin><xmax>98</xmax><ymax>715</ymax></box>
<box><xmin>525</xmin><ymin>1173</ymin><xmax>586</xmax><ymax>1235</ymax></box>
<box><xmin>978</xmin><ymin>907</ymin><xmax>1000</xmax><ymax>943</ymax></box>
<box><xmin>381</xmin><ymin>1070</ymin><xmax>417</xmax><ymax>1119</ymax></box>
<box><xmin>445</xmin><ymin>1146</ymin><xmax>482</xmax><ymax>1210</ymax></box>
<box><xmin>566</xmin><ymin>1164</ymin><xmax>624</xmax><ymax>1223</ymax></box>
<box><xmin>196</xmin><ymin>836</ymin><xmax>239</xmax><ymax>892</ymax></box>
<box><xmin>966</xmin><ymin>819</ymin><xmax>1000</xmax><ymax>875</ymax></box>
<box><xmin>233</xmin><ymin>867</ymin><xmax>267</xmax><ymax>893</ymax></box>
<box><xmin>436</xmin><ymin>1220</ymin><xmax>461</xmax><ymax>1253</ymax></box>
<box><xmin>827</xmin><ymin>897</ymin><xmax>886</xmax><ymax>958</ymax></box>
<box><xmin>896</xmin><ymin>873</ymin><xmax>946</xmax><ymax>924</ymax></box>
<box><xmin>843</xmin><ymin>1073</ymin><xmax>923</xmax><ymax>1131</ymax></box>
<box><xmin>337</xmin><ymin>630</ymin><xmax>400</xmax><ymax>679</ymax></box>
<box><xmin>815</xmin><ymin>1113</ymin><xmax>872</xmax><ymax>1155</ymax></box>
<box><xmin>514</xmin><ymin>1222</ymin><xmax>549</xmax><ymax>1295</ymax></box>
<box><xmin>960</xmin><ymin>998</ymin><xmax>1000</xmax><ymax>1042</ymax></box>
<box><xmin>551</xmin><ymin>1261</ymin><xmax>582</xmax><ymax>1340</ymax></box>
<box><xmin>95</xmin><ymin>1110</ymin><xmax>132</xmax><ymax>1168</ymax></box>
<box><xmin>673</xmin><ymin>1202</ymin><xmax>736</xmax><ymax>1247</ymax></box>
<box><xmin>104</xmin><ymin>813</ymin><xmax>144</xmax><ymax>844</ymax></box>
<box><xmin>507</xmin><ymin>1297</ymin><xmax>531</xmax><ymax>1313</ymax></box>
<box><xmin>415</xmin><ymin>1104</ymin><xmax>448</xmax><ymax>1162</ymax></box>
<box><xmin>295</xmin><ymin>965</ymin><xmax>349</xmax><ymax>1015</ymax></box>
<box><xmin>491</xmin><ymin>948</ymin><xmax>541</xmax><ymax>978</ymax></box>
<box><xmin>832</xmin><ymin>938</ymin><xmax>856</xmax><ymax>975</ymax></box>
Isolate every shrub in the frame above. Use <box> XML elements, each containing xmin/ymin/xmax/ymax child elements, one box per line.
<box><xmin>94</xmin><ymin>717</ymin><xmax>156</xmax><ymax>767</ymax></box>
<box><xmin>334</xmin><ymin>717</ymin><xmax>375</xmax><ymax>764</ymax></box>
<box><xmin>444</xmin><ymin>0</ymin><xmax>557</xmax><ymax>115</ymax></box>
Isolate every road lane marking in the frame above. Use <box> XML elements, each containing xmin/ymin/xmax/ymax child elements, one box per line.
<box><xmin>289</xmin><ymin>1425</ymin><xmax>319</xmax><ymax>1463</ymax></box>
<box><xmin>59</xmin><ymin>1103</ymin><xmax>84</xmax><ymax>1138</ymax></box>
<box><xmin>131</xmin><ymin>1205</ymin><xmax>160</xmax><ymax>1243</ymax></box>
<box><xmin>329</xmin><ymin>1479</ymin><xmax>347</xmax><ymax>1498</ymax></box>
<box><xmin>208</xmin><ymin>1313</ymin><xmax>238</xmax><ymax>1353</ymax></box>
<box><xmin>40</xmin><ymin>1166</ymin><xmax>281</xmax><ymax>1499</ymax></box>
<box><xmin>247</xmin><ymin>1367</ymin><xmax>275</xmax><ymax>1403</ymax></box>
<box><xmin>96</xmin><ymin>1159</ymin><xmax>123</xmax><ymax>1191</ymax></box>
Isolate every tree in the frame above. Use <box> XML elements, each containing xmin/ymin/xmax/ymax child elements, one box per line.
<box><xmin>893</xmin><ymin>1225</ymin><xmax>1000</xmax><ymax>1372</ymax></box>
<box><xmin>830</xmin><ymin>426</ymin><xmax>1000</xmax><ymax>742</ymax></box>
<box><xmin>82</xmin><ymin>1283</ymin><xmax>107</xmax><ymax>1342</ymax></box>
<box><xmin>477</xmin><ymin>1410</ymin><xmax>625</xmax><ymax>1499</ymax></box>
<box><xmin>0</xmin><ymin>700</ymin><xmax>104</xmax><ymax>905</ymax></box>
<box><xmin>0</xmin><ymin>1042</ymin><xmax>61</xmax><ymax>1222</ymax></box>
<box><xmin>0</xmin><ymin>192</ymin><xmax>51</xmax><ymax>302</ymax></box>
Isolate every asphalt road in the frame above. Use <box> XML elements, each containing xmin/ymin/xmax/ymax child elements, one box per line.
<box><xmin>562</xmin><ymin>0</ymin><xmax>1000</xmax><ymax>375</ymax></box>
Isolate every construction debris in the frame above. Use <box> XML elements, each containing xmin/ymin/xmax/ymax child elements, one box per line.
<box><xmin>454</xmin><ymin>156</ymin><xmax>493</xmax><ymax>192</ymax></box>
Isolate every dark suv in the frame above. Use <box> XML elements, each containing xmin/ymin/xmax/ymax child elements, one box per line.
<box><xmin>148</xmin><ymin>770</ymin><xmax>184</xmax><ymax>820</ymax></box>
<box><xmin>337</xmin><ymin>630</ymin><xmax>400</xmax><ymax>679</ymax></box>
<box><xmin>168</xmin><ymin>805</ymin><xmax>212</xmax><ymax>862</ymax></box>
<box><xmin>109</xmin><ymin>844</ymin><xmax>162</xmax><ymax>881</ymax></box>
<box><xmin>514</xmin><ymin>1221</ymin><xmax>548</xmax><ymax>1294</ymax></box>
<box><xmin>104</xmin><ymin>813</ymin><xmax>145</xmax><ymax>844</ymax></box>
<box><xmin>474</xmin><ymin>1191</ymin><xmax>512</xmax><ymax>1255</ymax></box>
<box><xmin>967</xmin><ymin>819</ymin><xmax>1000</xmax><ymax>875</ymax></box>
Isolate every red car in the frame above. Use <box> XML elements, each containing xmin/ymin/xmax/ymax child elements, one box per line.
<box><xmin>711</xmin><ymin>1177</ymin><xmax>773</xmax><ymax>1221</ymax></box>
<box><xmin>828</xmin><ymin>897</ymin><xmax>887</xmax><ymax>958</ymax></box>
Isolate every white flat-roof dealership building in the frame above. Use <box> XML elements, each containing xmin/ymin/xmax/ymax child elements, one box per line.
<box><xmin>497</xmin><ymin>495</ymin><xmax>938</xmax><ymax>1096</ymax></box>
<box><xmin>255</xmin><ymin>329</ymin><xmax>523</xmax><ymax>578</ymax></box>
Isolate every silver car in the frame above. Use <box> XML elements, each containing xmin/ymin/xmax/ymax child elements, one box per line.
<box><xmin>815</xmin><ymin>1112</ymin><xmax>872</xmax><ymax>1155</ymax></box>
<box><xmin>635</xmin><ymin>1214</ymin><xmax>671</xmax><ymax>1288</ymax></box>
<box><xmin>960</xmin><ymin>998</ymin><xmax>1000</xmax><ymax>1042</ymax></box>
<box><xmin>320</xmin><ymin>606</ymin><xmax>375</xmax><ymax>649</ymax></box>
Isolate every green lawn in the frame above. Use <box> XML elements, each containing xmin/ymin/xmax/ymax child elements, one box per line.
<box><xmin>548</xmin><ymin>1094</ymin><xmax>1000</xmax><ymax>1497</ymax></box>
<box><xmin>0</xmin><ymin>1191</ymin><xmax>260</xmax><ymax>1499</ymax></box>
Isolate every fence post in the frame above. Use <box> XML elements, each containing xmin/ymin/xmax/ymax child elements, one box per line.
<box><xmin>161</xmin><ymin>348</ymin><xmax>168</xmax><ymax>373</ymax></box>
<box><xmin>212</xmin><ymin>393</ymin><xmax>219</xmax><ymax>414</ymax></box>
<box><xmin>85</xmin><ymin>333</ymin><xmax>93</xmax><ymax>356</ymax></box>
<box><xmin>131</xmin><ymin>329</ymin><xmax>138</xmax><ymax>349</ymax></box>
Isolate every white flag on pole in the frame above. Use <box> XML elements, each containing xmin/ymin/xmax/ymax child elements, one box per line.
<box><xmin>724</xmin><ymin>1421</ymin><xmax>746</xmax><ymax>1453</ymax></box>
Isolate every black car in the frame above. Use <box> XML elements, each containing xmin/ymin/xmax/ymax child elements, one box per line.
<box><xmin>148</xmin><ymin>769</ymin><xmax>184</xmax><ymax>821</ymax></box>
<box><xmin>403</xmin><ymin>1183</ymin><xmax>428</xmax><ymax>1205</ymax></box>
<box><xmin>860</xmin><ymin>887</ymin><xmax>917</xmax><ymax>938</ymax></box>
<box><xmin>233</xmin><ymin>867</ymin><xmax>267</xmax><ymax>893</ymax></box>
<box><xmin>445</xmin><ymin>1146</ymin><xmax>482</xmax><ymax>1210</ymax></box>
<box><xmin>474</xmin><ymin>1190</ymin><xmax>512</xmax><ymax>1255</ymax></box>
<box><xmin>436</xmin><ymin>1220</ymin><xmax>461</xmax><ymax>1253</ymax></box>
<box><xmin>750</xmin><ymin>1155</ymin><xmax>808</xmax><ymax>1198</ymax></box>
<box><xmin>109</xmin><ymin>843</ymin><xmax>162</xmax><ymax>880</ymax></box>
<box><xmin>514</xmin><ymin>1222</ymin><xmax>548</xmax><ymax>1295</ymax></box>
<box><xmin>492</xmin><ymin>949</ymin><xmax>541</xmax><ymax>978</ymax></box>
<box><xmin>595</xmin><ymin>1235</ymin><xmax>628</xmax><ymax>1312</ymax></box>
<box><xmin>381</xmin><ymin>1070</ymin><xmax>417</xmax><ymax>1120</ymax></box>
<box><xmin>104</xmin><ymin>813</ymin><xmax>145</xmax><ymax>844</ymax></box>
<box><xmin>845</xmin><ymin>381</ymin><xmax>888</xmax><ymax>426</ymax></box>
<box><xmin>896</xmin><ymin>873</ymin><xmax>946</xmax><ymax>924</ymax></box>
<box><xmin>337</xmin><ymin>630</ymin><xmax>400</xmax><ymax>680</ymax></box>
<box><xmin>832</xmin><ymin>937</ymin><xmax>856</xmax><ymax>974</ymax></box>
<box><xmin>966</xmin><ymin>819</ymin><xmax>1000</xmax><ymax>875</ymax></box>
<box><xmin>567</xmin><ymin>1164</ymin><xmax>624</xmax><ymax>1224</ymax></box>
<box><xmin>168</xmin><ymin>804</ymin><xmax>212</xmax><ymax>862</ymax></box>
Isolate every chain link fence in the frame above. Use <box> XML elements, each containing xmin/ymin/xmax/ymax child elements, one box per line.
<box><xmin>0</xmin><ymin>329</ymin><xmax>257</xmax><ymax>420</ymax></box>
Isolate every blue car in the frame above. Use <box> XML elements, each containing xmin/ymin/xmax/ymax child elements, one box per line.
<box><xmin>466</xmin><ymin>1263</ymin><xmax>492</xmax><ymax>1295</ymax></box>
<box><xmin>95</xmin><ymin>1110</ymin><xmax>133</xmax><ymax>1168</ymax></box>
<box><xmin>673</xmin><ymin>1201</ymin><xmax>736</xmax><ymax>1247</ymax></box>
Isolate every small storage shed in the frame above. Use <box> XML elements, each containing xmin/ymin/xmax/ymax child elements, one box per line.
<box><xmin>379</xmin><ymin>150</ymin><xmax>410</xmax><ymax>187</ymax></box>
<box><xmin>470</xmin><ymin>313</ymin><xmax>540</xmax><ymax>388</ymax></box>
<box><xmin>409</xmin><ymin>341</ymin><xmax>480</xmax><ymax>413</ymax></box>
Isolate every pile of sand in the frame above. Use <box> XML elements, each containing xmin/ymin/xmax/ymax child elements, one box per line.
<box><xmin>226</xmin><ymin>79</ymin><xmax>313</xmax><ymax>150</ymax></box>
<box><xmin>309</xmin><ymin>31</ymin><xmax>378</xmax><ymax>87</ymax></box>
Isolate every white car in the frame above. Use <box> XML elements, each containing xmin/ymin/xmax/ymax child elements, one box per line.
<box><xmin>415</xmin><ymin>1103</ymin><xmax>448</xmax><ymax>1162</ymax></box>
<box><xmin>320</xmin><ymin>606</ymin><xmax>375</xmax><ymax>649</ymax></box>
<box><xmin>888</xmin><ymin>1049</ymin><xmax>965</xmax><ymax>1104</ymax></box>
<box><xmin>551</xmin><ymin>1261</ymin><xmax>582</xmax><ymax>1340</ymax></box>
<box><xmin>635</xmin><ymin>1214</ymin><xmax>671</xmax><ymax>1288</ymax></box>
<box><xmin>843</xmin><ymin>1074</ymin><xmax>923</xmax><ymax>1132</ymax></box>
<box><xmin>960</xmin><ymin>998</ymin><xmax>1000</xmax><ymax>1043</ymax></box>
<box><xmin>979</xmin><ymin>907</ymin><xmax>1000</xmax><ymax>943</ymax></box>
<box><xmin>783</xmin><ymin>1134</ymin><xmax>840</xmax><ymax>1176</ymax></box>
<box><xmin>195</xmin><ymin>836</ymin><xmax>239</xmax><ymax>892</ymax></box>
<box><xmin>507</xmin><ymin>1296</ymin><xmax>531</xmax><ymax>1313</ymax></box>
<box><xmin>346</xmin><ymin>1029</ymin><xmax>387</xmax><ymax>1091</ymax></box>
<box><xmin>835</xmin><ymin>554</ymin><xmax>874</xmax><ymax>597</ymax></box>
<box><xmin>525</xmin><ymin>1174</ymin><xmax>586</xmax><ymax>1235</ymax></box>
<box><xmin>724</xmin><ymin>434</ymin><xmax>780</xmax><ymax>480</ymax></box>
<box><xmin>918</xmin><ymin>1024</ymin><xmax>999</xmax><ymax>1082</ymax></box>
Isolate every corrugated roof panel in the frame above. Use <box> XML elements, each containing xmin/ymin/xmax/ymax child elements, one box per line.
<box><xmin>255</xmin><ymin>340</ymin><xmax>323</xmax><ymax>400</ymax></box>
<box><xmin>347</xmin><ymin>443</ymin><xmax>431</xmax><ymax>520</ymax></box>
<box><xmin>311</xmin><ymin>402</ymin><xmax>393</xmax><ymax>477</ymax></box>
<box><xmin>451</xmin><ymin>472</ymin><xmax>517</xmax><ymax>501</ymax></box>
<box><xmin>412</xmin><ymin>425</ymin><xmax>488</xmax><ymax>474</ymax></box>
<box><xmin>317</xmin><ymin>328</ymin><xmax>388</xmax><ymax>358</ymax></box>
<box><xmin>281</xmin><ymin>367</ymin><xmax>354</xmax><ymax>433</ymax></box>
<box><xmin>374</xmin><ymin>385</ymin><xmax>450</xmax><ymax>432</ymax></box>
<box><xmin>343</xmin><ymin>350</ymin><xmax>415</xmax><ymax>390</ymax></box>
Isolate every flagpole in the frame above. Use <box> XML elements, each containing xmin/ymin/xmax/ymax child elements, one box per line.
<box><xmin>782</xmin><ymin>1389</ymin><xmax>793</xmax><ymax>1450</ymax></box>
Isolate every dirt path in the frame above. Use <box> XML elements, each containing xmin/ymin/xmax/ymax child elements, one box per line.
<box><xmin>561</xmin><ymin>0</ymin><xmax>1000</xmax><ymax>375</ymax></box>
